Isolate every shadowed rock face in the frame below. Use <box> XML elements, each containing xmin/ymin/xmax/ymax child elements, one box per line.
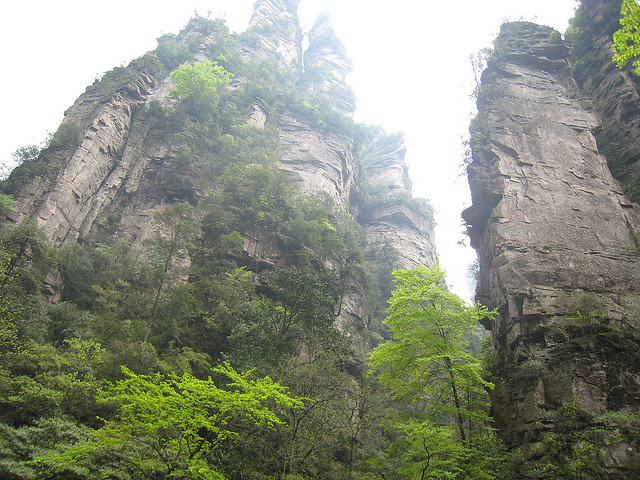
<box><xmin>568</xmin><ymin>0</ymin><xmax>640</xmax><ymax>191</ymax></box>
<box><xmin>464</xmin><ymin>20</ymin><xmax>640</xmax><ymax>476</ymax></box>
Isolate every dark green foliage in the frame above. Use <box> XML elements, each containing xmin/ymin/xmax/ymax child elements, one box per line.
<box><xmin>0</xmin><ymin>340</ymin><xmax>109</xmax><ymax>427</ymax></box>
<box><xmin>155</xmin><ymin>33</ymin><xmax>192</xmax><ymax>70</ymax></box>
<box><xmin>88</xmin><ymin>54</ymin><xmax>165</xmax><ymax>104</ymax></box>
<box><xmin>228</xmin><ymin>267</ymin><xmax>345</xmax><ymax>368</ymax></box>
<box><xmin>625</xmin><ymin>182</ymin><xmax>640</xmax><ymax>204</ymax></box>
<box><xmin>0</xmin><ymin>417</ymin><xmax>92</xmax><ymax>479</ymax></box>
<box><xmin>49</xmin><ymin>124</ymin><xmax>82</xmax><ymax>151</ymax></box>
<box><xmin>1</xmin><ymin>142</ymin><xmax>65</xmax><ymax>194</ymax></box>
<box><xmin>534</xmin><ymin>403</ymin><xmax>610</xmax><ymax>479</ymax></box>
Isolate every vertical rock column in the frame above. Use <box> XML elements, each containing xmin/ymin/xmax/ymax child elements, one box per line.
<box><xmin>463</xmin><ymin>22</ymin><xmax>640</xmax><ymax>475</ymax></box>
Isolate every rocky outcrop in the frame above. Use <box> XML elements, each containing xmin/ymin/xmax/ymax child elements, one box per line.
<box><xmin>464</xmin><ymin>21</ymin><xmax>640</xmax><ymax>476</ymax></box>
<box><xmin>568</xmin><ymin>0</ymin><xmax>640</xmax><ymax>192</ymax></box>
<box><xmin>361</xmin><ymin>135</ymin><xmax>437</xmax><ymax>269</ymax></box>
<box><xmin>278</xmin><ymin>111</ymin><xmax>356</xmax><ymax>205</ymax></box>
<box><xmin>10</xmin><ymin>62</ymin><xmax>160</xmax><ymax>244</ymax></box>
<box><xmin>304</xmin><ymin>12</ymin><xmax>356</xmax><ymax>115</ymax></box>
<box><xmin>3</xmin><ymin>0</ymin><xmax>436</xmax><ymax>323</ymax></box>
<box><xmin>242</xmin><ymin>0</ymin><xmax>303</xmax><ymax>71</ymax></box>
<box><xmin>361</xmin><ymin>134</ymin><xmax>410</xmax><ymax>193</ymax></box>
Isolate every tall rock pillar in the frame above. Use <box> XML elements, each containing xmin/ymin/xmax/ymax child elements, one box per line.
<box><xmin>463</xmin><ymin>22</ymin><xmax>640</xmax><ymax>476</ymax></box>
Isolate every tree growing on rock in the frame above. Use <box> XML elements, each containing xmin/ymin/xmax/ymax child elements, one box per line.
<box><xmin>169</xmin><ymin>60</ymin><xmax>232</xmax><ymax>117</ymax></box>
<box><xmin>613</xmin><ymin>0</ymin><xmax>640</xmax><ymax>75</ymax></box>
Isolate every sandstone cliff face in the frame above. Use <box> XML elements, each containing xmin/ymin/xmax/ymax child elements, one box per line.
<box><xmin>278</xmin><ymin>111</ymin><xmax>357</xmax><ymax>205</ymax></box>
<box><xmin>3</xmin><ymin>0</ymin><xmax>436</xmax><ymax>331</ymax></box>
<box><xmin>243</xmin><ymin>0</ymin><xmax>303</xmax><ymax>70</ymax></box>
<box><xmin>568</xmin><ymin>0</ymin><xmax>640</xmax><ymax>192</ymax></box>
<box><xmin>303</xmin><ymin>12</ymin><xmax>356</xmax><ymax>115</ymax></box>
<box><xmin>360</xmin><ymin>135</ymin><xmax>437</xmax><ymax>269</ymax></box>
<box><xmin>10</xmin><ymin>62</ymin><xmax>160</xmax><ymax>245</ymax></box>
<box><xmin>464</xmin><ymin>21</ymin><xmax>640</xmax><ymax>475</ymax></box>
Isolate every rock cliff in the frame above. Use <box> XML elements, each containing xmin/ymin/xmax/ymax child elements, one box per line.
<box><xmin>243</xmin><ymin>0</ymin><xmax>303</xmax><ymax>70</ymax></box>
<box><xmin>360</xmin><ymin>135</ymin><xmax>437</xmax><ymax>270</ymax></box>
<box><xmin>303</xmin><ymin>12</ymin><xmax>356</xmax><ymax>115</ymax></box>
<box><xmin>568</xmin><ymin>0</ymin><xmax>640</xmax><ymax>195</ymax></box>
<box><xmin>2</xmin><ymin>0</ymin><xmax>435</xmax><ymax>328</ymax></box>
<box><xmin>464</xmin><ymin>15</ymin><xmax>640</xmax><ymax>476</ymax></box>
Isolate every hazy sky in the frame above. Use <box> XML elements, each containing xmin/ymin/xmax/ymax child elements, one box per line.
<box><xmin>0</xmin><ymin>0</ymin><xmax>579</xmax><ymax>300</ymax></box>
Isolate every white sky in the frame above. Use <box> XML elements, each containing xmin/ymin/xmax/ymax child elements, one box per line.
<box><xmin>0</xmin><ymin>0</ymin><xmax>579</xmax><ymax>301</ymax></box>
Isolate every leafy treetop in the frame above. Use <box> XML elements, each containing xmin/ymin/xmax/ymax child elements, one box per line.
<box><xmin>169</xmin><ymin>60</ymin><xmax>232</xmax><ymax>116</ymax></box>
<box><xmin>613</xmin><ymin>0</ymin><xmax>640</xmax><ymax>75</ymax></box>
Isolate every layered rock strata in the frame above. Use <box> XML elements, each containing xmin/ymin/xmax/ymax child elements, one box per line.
<box><xmin>243</xmin><ymin>0</ymin><xmax>303</xmax><ymax>70</ymax></box>
<box><xmin>304</xmin><ymin>12</ymin><xmax>356</xmax><ymax>115</ymax></box>
<box><xmin>10</xmin><ymin>64</ymin><xmax>159</xmax><ymax>244</ymax></box>
<box><xmin>4</xmin><ymin>0</ymin><xmax>436</xmax><ymax>331</ymax></box>
<box><xmin>568</xmin><ymin>0</ymin><xmax>640</xmax><ymax>190</ymax></box>
<box><xmin>464</xmin><ymin>21</ymin><xmax>640</xmax><ymax>476</ymax></box>
<box><xmin>361</xmin><ymin>135</ymin><xmax>437</xmax><ymax>270</ymax></box>
<box><xmin>278</xmin><ymin>111</ymin><xmax>356</xmax><ymax>205</ymax></box>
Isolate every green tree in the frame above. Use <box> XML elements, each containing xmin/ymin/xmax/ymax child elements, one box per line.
<box><xmin>0</xmin><ymin>418</ymin><xmax>92</xmax><ymax>479</ymax></box>
<box><xmin>0</xmin><ymin>223</ymin><xmax>55</xmax><ymax>297</ymax></box>
<box><xmin>143</xmin><ymin>202</ymin><xmax>200</xmax><ymax>343</ymax></box>
<box><xmin>169</xmin><ymin>60</ymin><xmax>232</xmax><ymax>116</ymax></box>
<box><xmin>37</xmin><ymin>363</ymin><xmax>303</xmax><ymax>479</ymax></box>
<box><xmin>0</xmin><ymin>194</ymin><xmax>16</xmax><ymax>218</ymax></box>
<box><xmin>368</xmin><ymin>264</ymin><xmax>498</xmax><ymax>477</ymax></box>
<box><xmin>613</xmin><ymin>0</ymin><xmax>640</xmax><ymax>75</ymax></box>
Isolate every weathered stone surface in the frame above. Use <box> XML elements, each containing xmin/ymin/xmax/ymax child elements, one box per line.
<box><xmin>11</xmin><ymin>66</ymin><xmax>158</xmax><ymax>244</ymax></box>
<box><xmin>568</xmin><ymin>0</ymin><xmax>640</xmax><ymax>190</ymax></box>
<box><xmin>464</xmin><ymin>21</ymin><xmax>640</xmax><ymax>476</ymax></box>
<box><xmin>242</xmin><ymin>0</ymin><xmax>303</xmax><ymax>71</ymax></box>
<box><xmin>278</xmin><ymin>111</ymin><xmax>356</xmax><ymax>205</ymax></box>
<box><xmin>361</xmin><ymin>135</ymin><xmax>437</xmax><ymax>269</ymax></box>
<box><xmin>247</xmin><ymin>99</ymin><xmax>270</xmax><ymax>129</ymax></box>
<box><xmin>304</xmin><ymin>12</ymin><xmax>355</xmax><ymax>115</ymax></box>
<box><xmin>362</xmin><ymin>204</ymin><xmax>437</xmax><ymax>269</ymax></box>
<box><xmin>361</xmin><ymin>134</ymin><xmax>410</xmax><ymax>192</ymax></box>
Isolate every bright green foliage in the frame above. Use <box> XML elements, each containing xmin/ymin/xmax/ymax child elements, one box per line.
<box><xmin>37</xmin><ymin>364</ymin><xmax>303</xmax><ymax>479</ymax></box>
<box><xmin>613</xmin><ymin>0</ymin><xmax>640</xmax><ymax>75</ymax></box>
<box><xmin>369</xmin><ymin>265</ymin><xmax>496</xmax><ymax>427</ymax></box>
<box><xmin>169</xmin><ymin>60</ymin><xmax>232</xmax><ymax>116</ymax></box>
<box><xmin>368</xmin><ymin>264</ymin><xmax>498</xmax><ymax>477</ymax></box>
